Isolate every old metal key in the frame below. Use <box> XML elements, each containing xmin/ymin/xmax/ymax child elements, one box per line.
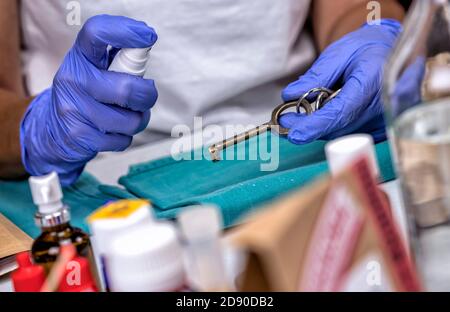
<box><xmin>208</xmin><ymin>87</ymin><xmax>341</xmax><ymax>161</ymax></box>
<box><xmin>208</xmin><ymin>99</ymin><xmax>311</xmax><ymax>161</ymax></box>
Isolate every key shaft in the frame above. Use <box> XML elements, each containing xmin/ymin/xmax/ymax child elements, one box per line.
<box><xmin>209</xmin><ymin>123</ymin><xmax>271</xmax><ymax>161</ymax></box>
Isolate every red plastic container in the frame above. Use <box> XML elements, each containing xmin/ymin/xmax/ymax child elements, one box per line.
<box><xmin>12</xmin><ymin>252</ymin><xmax>46</xmax><ymax>292</ymax></box>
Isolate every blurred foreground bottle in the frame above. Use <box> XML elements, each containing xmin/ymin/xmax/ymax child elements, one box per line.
<box><xmin>384</xmin><ymin>0</ymin><xmax>450</xmax><ymax>291</ymax></box>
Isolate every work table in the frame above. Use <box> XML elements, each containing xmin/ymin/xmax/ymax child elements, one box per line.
<box><xmin>0</xmin><ymin>134</ymin><xmax>408</xmax><ymax>292</ymax></box>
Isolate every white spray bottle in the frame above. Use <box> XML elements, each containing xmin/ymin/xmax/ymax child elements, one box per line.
<box><xmin>108</xmin><ymin>47</ymin><xmax>151</xmax><ymax>77</ymax></box>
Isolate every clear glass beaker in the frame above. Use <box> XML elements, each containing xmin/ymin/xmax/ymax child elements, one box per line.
<box><xmin>383</xmin><ymin>0</ymin><xmax>450</xmax><ymax>291</ymax></box>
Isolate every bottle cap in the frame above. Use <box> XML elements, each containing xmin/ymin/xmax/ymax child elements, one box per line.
<box><xmin>178</xmin><ymin>205</ymin><xmax>223</xmax><ymax>242</ymax></box>
<box><xmin>325</xmin><ymin>134</ymin><xmax>379</xmax><ymax>178</ymax></box>
<box><xmin>12</xmin><ymin>252</ymin><xmax>46</xmax><ymax>292</ymax></box>
<box><xmin>108</xmin><ymin>47</ymin><xmax>151</xmax><ymax>76</ymax></box>
<box><xmin>29</xmin><ymin>172</ymin><xmax>64</xmax><ymax>214</ymax></box>
<box><xmin>107</xmin><ymin>223</ymin><xmax>185</xmax><ymax>292</ymax></box>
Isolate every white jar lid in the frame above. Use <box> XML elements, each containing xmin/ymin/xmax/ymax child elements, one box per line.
<box><xmin>325</xmin><ymin>134</ymin><xmax>379</xmax><ymax>178</ymax></box>
<box><xmin>107</xmin><ymin>222</ymin><xmax>185</xmax><ymax>292</ymax></box>
<box><xmin>88</xmin><ymin>200</ymin><xmax>155</xmax><ymax>255</ymax></box>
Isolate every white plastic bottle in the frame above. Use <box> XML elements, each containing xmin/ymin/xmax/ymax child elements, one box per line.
<box><xmin>87</xmin><ymin>199</ymin><xmax>155</xmax><ymax>291</ymax></box>
<box><xmin>28</xmin><ymin>172</ymin><xmax>94</xmax><ymax>274</ymax></box>
<box><xmin>106</xmin><ymin>222</ymin><xmax>185</xmax><ymax>292</ymax></box>
<box><xmin>108</xmin><ymin>47</ymin><xmax>151</xmax><ymax>77</ymax></box>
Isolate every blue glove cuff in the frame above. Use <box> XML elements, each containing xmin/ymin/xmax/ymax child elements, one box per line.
<box><xmin>20</xmin><ymin>88</ymin><xmax>53</xmax><ymax>175</ymax></box>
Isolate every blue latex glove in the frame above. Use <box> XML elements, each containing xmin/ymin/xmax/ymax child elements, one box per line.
<box><xmin>20</xmin><ymin>15</ymin><xmax>158</xmax><ymax>186</ymax></box>
<box><xmin>280</xmin><ymin>19</ymin><xmax>402</xmax><ymax>144</ymax></box>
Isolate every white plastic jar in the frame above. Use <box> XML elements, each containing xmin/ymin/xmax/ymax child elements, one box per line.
<box><xmin>106</xmin><ymin>222</ymin><xmax>185</xmax><ymax>292</ymax></box>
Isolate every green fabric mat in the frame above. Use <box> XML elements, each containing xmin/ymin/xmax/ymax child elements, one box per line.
<box><xmin>0</xmin><ymin>173</ymin><xmax>118</xmax><ymax>238</ymax></box>
<box><xmin>0</xmin><ymin>134</ymin><xmax>395</xmax><ymax>237</ymax></box>
<box><xmin>104</xmin><ymin>134</ymin><xmax>396</xmax><ymax>227</ymax></box>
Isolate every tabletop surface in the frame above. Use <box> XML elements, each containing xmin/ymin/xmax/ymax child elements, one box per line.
<box><xmin>0</xmin><ymin>134</ymin><xmax>408</xmax><ymax>292</ymax></box>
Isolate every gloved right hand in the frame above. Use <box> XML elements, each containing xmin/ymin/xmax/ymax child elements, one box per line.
<box><xmin>20</xmin><ymin>15</ymin><xmax>158</xmax><ymax>186</ymax></box>
<box><xmin>279</xmin><ymin>19</ymin><xmax>402</xmax><ymax>145</ymax></box>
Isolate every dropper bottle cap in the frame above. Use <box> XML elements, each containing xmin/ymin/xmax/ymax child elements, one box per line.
<box><xmin>29</xmin><ymin>172</ymin><xmax>64</xmax><ymax>214</ymax></box>
<box><xmin>108</xmin><ymin>47</ymin><xmax>151</xmax><ymax>77</ymax></box>
<box><xmin>29</xmin><ymin>172</ymin><xmax>70</xmax><ymax>227</ymax></box>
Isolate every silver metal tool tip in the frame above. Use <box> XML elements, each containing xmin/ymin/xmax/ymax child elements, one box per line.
<box><xmin>209</xmin><ymin>146</ymin><xmax>221</xmax><ymax>162</ymax></box>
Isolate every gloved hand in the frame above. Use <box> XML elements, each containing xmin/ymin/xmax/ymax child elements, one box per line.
<box><xmin>280</xmin><ymin>19</ymin><xmax>402</xmax><ymax>145</ymax></box>
<box><xmin>20</xmin><ymin>15</ymin><xmax>158</xmax><ymax>186</ymax></box>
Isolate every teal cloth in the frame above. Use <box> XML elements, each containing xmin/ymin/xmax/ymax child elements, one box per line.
<box><xmin>104</xmin><ymin>134</ymin><xmax>396</xmax><ymax>227</ymax></box>
<box><xmin>0</xmin><ymin>134</ymin><xmax>396</xmax><ymax>237</ymax></box>
<box><xmin>0</xmin><ymin>173</ymin><xmax>118</xmax><ymax>238</ymax></box>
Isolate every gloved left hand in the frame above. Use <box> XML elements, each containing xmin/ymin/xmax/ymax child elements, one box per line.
<box><xmin>279</xmin><ymin>19</ymin><xmax>402</xmax><ymax>144</ymax></box>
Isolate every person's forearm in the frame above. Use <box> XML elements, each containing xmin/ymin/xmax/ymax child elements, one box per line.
<box><xmin>0</xmin><ymin>89</ymin><xmax>30</xmax><ymax>179</ymax></box>
<box><xmin>0</xmin><ymin>0</ymin><xmax>24</xmax><ymax>96</ymax></box>
<box><xmin>313</xmin><ymin>0</ymin><xmax>405</xmax><ymax>51</ymax></box>
<box><xmin>0</xmin><ymin>1</ymin><xmax>29</xmax><ymax>179</ymax></box>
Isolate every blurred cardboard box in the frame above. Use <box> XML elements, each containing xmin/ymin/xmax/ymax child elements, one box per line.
<box><xmin>232</xmin><ymin>157</ymin><xmax>421</xmax><ymax>292</ymax></box>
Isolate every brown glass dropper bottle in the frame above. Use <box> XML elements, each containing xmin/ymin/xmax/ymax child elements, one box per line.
<box><xmin>28</xmin><ymin>172</ymin><xmax>93</xmax><ymax>274</ymax></box>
